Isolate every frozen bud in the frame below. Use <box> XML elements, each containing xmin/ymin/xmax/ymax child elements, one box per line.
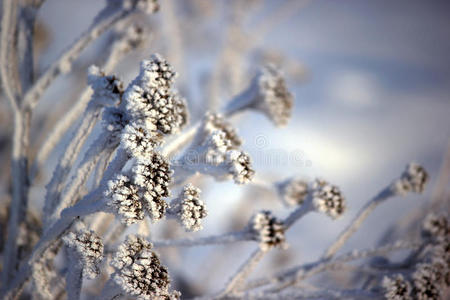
<box><xmin>394</xmin><ymin>163</ymin><xmax>429</xmax><ymax>195</ymax></box>
<box><xmin>382</xmin><ymin>274</ymin><xmax>412</xmax><ymax>300</ymax></box>
<box><xmin>121</xmin><ymin>120</ymin><xmax>162</xmax><ymax>159</ymax></box>
<box><xmin>105</xmin><ymin>174</ymin><xmax>144</xmax><ymax>224</ymax></box>
<box><xmin>203</xmin><ymin>130</ymin><xmax>233</xmax><ymax>165</ymax></box>
<box><xmin>423</xmin><ymin>213</ymin><xmax>449</xmax><ymax>240</ymax></box>
<box><xmin>102</xmin><ymin>107</ymin><xmax>129</xmax><ymax>148</ymax></box>
<box><xmin>412</xmin><ymin>263</ymin><xmax>442</xmax><ymax>300</ymax></box>
<box><xmin>87</xmin><ymin>65</ymin><xmax>123</xmax><ymax>103</ymax></box>
<box><xmin>138</xmin><ymin>53</ymin><xmax>176</xmax><ymax>90</ymax></box>
<box><xmin>63</xmin><ymin>230</ymin><xmax>104</xmax><ymax>279</ymax></box>
<box><xmin>255</xmin><ymin>65</ymin><xmax>293</xmax><ymax>126</ymax></box>
<box><xmin>203</xmin><ymin>112</ymin><xmax>242</xmax><ymax>149</ymax></box>
<box><xmin>124</xmin><ymin>85</ymin><xmax>188</xmax><ymax>135</ymax></box>
<box><xmin>111</xmin><ymin>235</ymin><xmax>175</xmax><ymax>299</ymax></box>
<box><xmin>226</xmin><ymin>65</ymin><xmax>293</xmax><ymax>126</ymax></box>
<box><xmin>277</xmin><ymin>178</ymin><xmax>309</xmax><ymax>207</ymax></box>
<box><xmin>312</xmin><ymin>179</ymin><xmax>346</xmax><ymax>219</ymax></box>
<box><xmin>170</xmin><ymin>184</ymin><xmax>207</xmax><ymax>232</ymax></box>
<box><xmin>251</xmin><ymin>210</ymin><xmax>287</xmax><ymax>251</ymax></box>
<box><xmin>226</xmin><ymin>150</ymin><xmax>255</xmax><ymax>184</ymax></box>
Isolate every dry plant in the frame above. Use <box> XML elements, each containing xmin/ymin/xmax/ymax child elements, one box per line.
<box><xmin>0</xmin><ymin>0</ymin><xmax>448</xmax><ymax>299</ymax></box>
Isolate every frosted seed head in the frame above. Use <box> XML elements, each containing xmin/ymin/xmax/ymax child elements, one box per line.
<box><xmin>138</xmin><ymin>53</ymin><xmax>177</xmax><ymax>90</ymax></box>
<box><xmin>202</xmin><ymin>112</ymin><xmax>242</xmax><ymax>149</ymax></box>
<box><xmin>171</xmin><ymin>184</ymin><xmax>207</xmax><ymax>232</ymax></box>
<box><xmin>121</xmin><ymin>120</ymin><xmax>162</xmax><ymax>159</ymax></box>
<box><xmin>412</xmin><ymin>263</ymin><xmax>442</xmax><ymax>300</ymax></box>
<box><xmin>254</xmin><ymin>64</ymin><xmax>293</xmax><ymax>127</ymax></box>
<box><xmin>422</xmin><ymin>213</ymin><xmax>449</xmax><ymax>240</ymax></box>
<box><xmin>117</xmin><ymin>0</ymin><xmax>160</xmax><ymax>14</ymax></box>
<box><xmin>105</xmin><ymin>174</ymin><xmax>144</xmax><ymax>224</ymax></box>
<box><xmin>63</xmin><ymin>230</ymin><xmax>104</xmax><ymax>279</ymax></box>
<box><xmin>394</xmin><ymin>163</ymin><xmax>428</xmax><ymax>195</ymax></box>
<box><xmin>382</xmin><ymin>274</ymin><xmax>412</xmax><ymax>300</ymax></box>
<box><xmin>250</xmin><ymin>210</ymin><xmax>287</xmax><ymax>251</ymax></box>
<box><xmin>111</xmin><ymin>235</ymin><xmax>176</xmax><ymax>299</ymax></box>
<box><xmin>203</xmin><ymin>130</ymin><xmax>233</xmax><ymax>165</ymax></box>
<box><xmin>312</xmin><ymin>179</ymin><xmax>346</xmax><ymax>219</ymax></box>
<box><xmin>226</xmin><ymin>150</ymin><xmax>255</xmax><ymax>184</ymax></box>
<box><xmin>87</xmin><ymin>65</ymin><xmax>124</xmax><ymax>102</ymax></box>
<box><xmin>277</xmin><ymin>178</ymin><xmax>309</xmax><ymax>207</ymax></box>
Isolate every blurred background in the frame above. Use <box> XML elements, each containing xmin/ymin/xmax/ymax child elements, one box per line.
<box><xmin>1</xmin><ymin>0</ymin><xmax>449</xmax><ymax>296</ymax></box>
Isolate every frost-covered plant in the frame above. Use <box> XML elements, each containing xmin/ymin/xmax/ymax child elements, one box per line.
<box><xmin>0</xmin><ymin>1</ymin><xmax>447</xmax><ymax>300</ymax></box>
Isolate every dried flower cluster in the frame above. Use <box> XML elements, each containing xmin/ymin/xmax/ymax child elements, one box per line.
<box><xmin>312</xmin><ymin>179</ymin><xmax>346</xmax><ymax>219</ymax></box>
<box><xmin>63</xmin><ymin>229</ymin><xmax>104</xmax><ymax>279</ymax></box>
<box><xmin>382</xmin><ymin>274</ymin><xmax>412</xmax><ymax>300</ymax></box>
<box><xmin>169</xmin><ymin>184</ymin><xmax>207</xmax><ymax>232</ymax></box>
<box><xmin>394</xmin><ymin>163</ymin><xmax>429</xmax><ymax>195</ymax></box>
<box><xmin>277</xmin><ymin>177</ymin><xmax>309</xmax><ymax>207</ymax></box>
<box><xmin>111</xmin><ymin>235</ymin><xmax>176</xmax><ymax>299</ymax></box>
<box><xmin>251</xmin><ymin>210</ymin><xmax>287</xmax><ymax>251</ymax></box>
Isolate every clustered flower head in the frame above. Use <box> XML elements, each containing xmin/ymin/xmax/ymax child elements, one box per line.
<box><xmin>122</xmin><ymin>54</ymin><xmax>187</xmax><ymax>136</ymax></box>
<box><xmin>87</xmin><ymin>65</ymin><xmax>124</xmax><ymax>104</ymax></box>
<box><xmin>312</xmin><ymin>179</ymin><xmax>346</xmax><ymax>219</ymax></box>
<box><xmin>393</xmin><ymin>163</ymin><xmax>429</xmax><ymax>195</ymax></box>
<box><xmin>254</xmin><ymin>64</ymin><xmax>293</xmax><ymax>127</ymax></box>
<box><xmin>170</xmin><ymin>184</ymin><xmax>207</xmax><ymax>232</ymax></box>
<box><xmin>226</xmin><ymin>150</ymin><xmax>255</xmax><ymax>184</ymax></box>
<box><xmin>277</xmin><ymin>177</ymin><xmax>309</xmax><ymax>207</ymax></box>
<box><xmin>132</xmin><ymin>153</ymin><xmax>172</xmax><ymax>222</ymax></box>
<box><xmin>105</xmin><ymin>174</ymin><xmax>144</xmax><ymax>224</ymax></box>
<box><xmin>251</xmin><ymin>210</ymin><xmax>287</xmax><ymax>251</ymax></box>
<box><xmin>412</xmin><ymin>263</ymin><xmax>442</xmax><ymax>300</ymax></box>
<box><xmin>423</xmin><ymin>213</ymin><xmax>449</xmax><ymax>240</ymax></box>
<box><xmin>111</xmin><ymin>235</ymin><xmax>176</xmax><ymax>299</ymax></box>
<box><xmin>382</xmin><ymin>274</ymin><xmax>412</xmax><ymax>300</ymax></box>
<box><xmin>202</xmin><ymin>112</ymin><xmax>242</xmax><ymax>149</ymax></box>
<box><xmin>63</xmin><ymin>229</ymin><xmax>104</xmax><ymax>279</ymax></box>
<box><xmin>121</xmin><ymin>120</ymin><xmax>162</xmax><ymax>159</ymax></box>
<box><xmin>117</xmin><ymin>0</ymin><xmax>160</xmax><ymax>14</ymax></box>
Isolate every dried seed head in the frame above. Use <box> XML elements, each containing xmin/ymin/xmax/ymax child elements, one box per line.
<box><xmin>105</xmin><ymin>174</ymin><xmax>144</xmax><ymax>224</ymax></box>
<box><xmin>254</xmin><ymin>65</ymin><xmax>293</xmax><ymax>127</ymax></box>
<box><xmin>312</xmin><ymin>179</ymin><xmax>346</xmax><ymax>219</ymax></box>
<box><xmin>119</xmin><ymin>0</ymin><xmax>160</xmax><ymax>14</ymax></box>
<box><xmin>203</xmin><ymin>112</ymin><xmax>242</xmax><ymax>149</ymax></box>
<box><xmin>121</xmin><ymin>120</ymin><xmax>162</xmax><ymax>159</ymax></box>
<box><xmin>124</xmin><ymin>80</ymin><xmax>188</xmax><ymax>135</ymax></box>
<box><xmin>226</xmin><ymin>150</ymin><xmax>255</xmax><ymax>184</ymax></box>
<box><xmin>171</xmin><ymin>184</ymin><xmax>207</xmax><ymax>232</ymax></box>
<box><xmin>394</xmin><ymin>163</ymin><xmax>429</xmax><ymax>195</ymax></box>
<box><xmin>112</xmin><ymin>235</ymin><xmax>175</xmax><ymax>300</ymax></box>
<box><xmin>382</xmin><ymin>274</ymin><xmax>412</xmax><ymax>300</ymax></box>
<box><xmin>138</xmin><ymin>53</ymin><xmax>177</xmax><ymax>90</ymax></box>
<box><xmin>87</xmin><ymin>65</ymin><xmax>123</xmax><ymax>102</ymax></box>
<box><xmin>63</xmin><ymin>230</ymin><xmax>104</xmax><ymax>279</ymax></box>
<box><xmin>203</xmin><ymin>130</ymin><xmax>233</xmax><ymax>165</ymax></box>
<box><xmin>423</xmin><ymin>213</ymin><xmax>449</xmax><ymax>240</ymax></box>
<box><xmin>412</xmin><ymin>263</ymin><xmax>442</xmax><ymax>300</ymax></box>
<box><xmin>277</xmin><ymin>178</ymin><xmax>309</xmax><ymax>207</ymax></box>
<box><xmin>251</xmin><ymin>210</ymin><xmax>287</xmax><ymax>251</ymax></box>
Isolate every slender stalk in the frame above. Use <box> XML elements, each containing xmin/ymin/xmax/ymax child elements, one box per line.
<box><xmin>322</xmin><ymin>186</ymin><xmax>395</xmax><ymax>259</ymax></box>
<box><xmin>152</xmin><ymin>230</ymin><xmax>253</xmax><ymax>248</ymax></box>
<box><xmin>219</xmin><ymin>249</ymin><xmax>266</xmax><ymax>297</ymax></box>
<box><xmin>65</xmin><ymin>249</ymin><xmax>83</xmax><ymax>300</ymax></box>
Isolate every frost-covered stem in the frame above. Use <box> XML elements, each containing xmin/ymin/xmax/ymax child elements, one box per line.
<box><xmin>43</xmin><ymin>101</ymin><xmax>105</xmax><ymax>226</ymax></box>
<box><xmin>2</xmin><ymin>109</ymin><xmax>31</xmax><ymax>286</ymax></box>
<box><xmin>96</xmin><ymin>279</ymin><xmax>122</xmax><ymax>300</ymax></box>
<box><xmin>220</xmin><ymin>249</ymin><xmax>266</xmax><ymax>296</ymax></box>
<box><xmin>284</xmin><ymin>199</ymin><xmax>313</xmax><ymax>228</ymax></box>
<box><xmin>162</xmin><ymin>124</ymin><xmax>199</xmax><ymax>157</ymax></box>
<box><xmin>50</xmin><ymin>133</ymin><xmax>115</xmax><ymax>224</ymax></box>
<box><xmin>323</xmin><ymin>186</ymin><xmax>395</xmax><ymax>259</ymax></box>
<box><xmin>244</xmin><ymin>288</ymin><xmax>379</xmax><ymax>299</ymax></box>
<box><xmin>222</xmin><ymin>85</ymin><xmax>256</xmax><ymax>117</ymax></box>
<box><xmin>245</xmin><ymin>239</ymin><xmax>422</xmax><ymax>292</ymax></box>
<box><xmin>152</xmin><ymin>230</ymin><xmax>253</xmax><ymax>248</ymax></box>
<box><xmin>22</xmin><ymin>4</ymin><xmax>133</xmax><ymax>110</ymax></box>
<box><xmin>65</xmin><ymin>249</ymin><xmax>83</xmax><ymax>300</ymax></box>
<box><xmin>0</xmin><ymin>0</ymin><xmax>19</xmax><ymax>110</ymax></box>
<box><xmin>31</xmin><ymin>25</ymin><xmax>134</xmax><ymax>181</ymax></box>
<box><xmin>104</xmin><ymin>223</ymin><xmax>128</xmax><ymax>245</ymax></box>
